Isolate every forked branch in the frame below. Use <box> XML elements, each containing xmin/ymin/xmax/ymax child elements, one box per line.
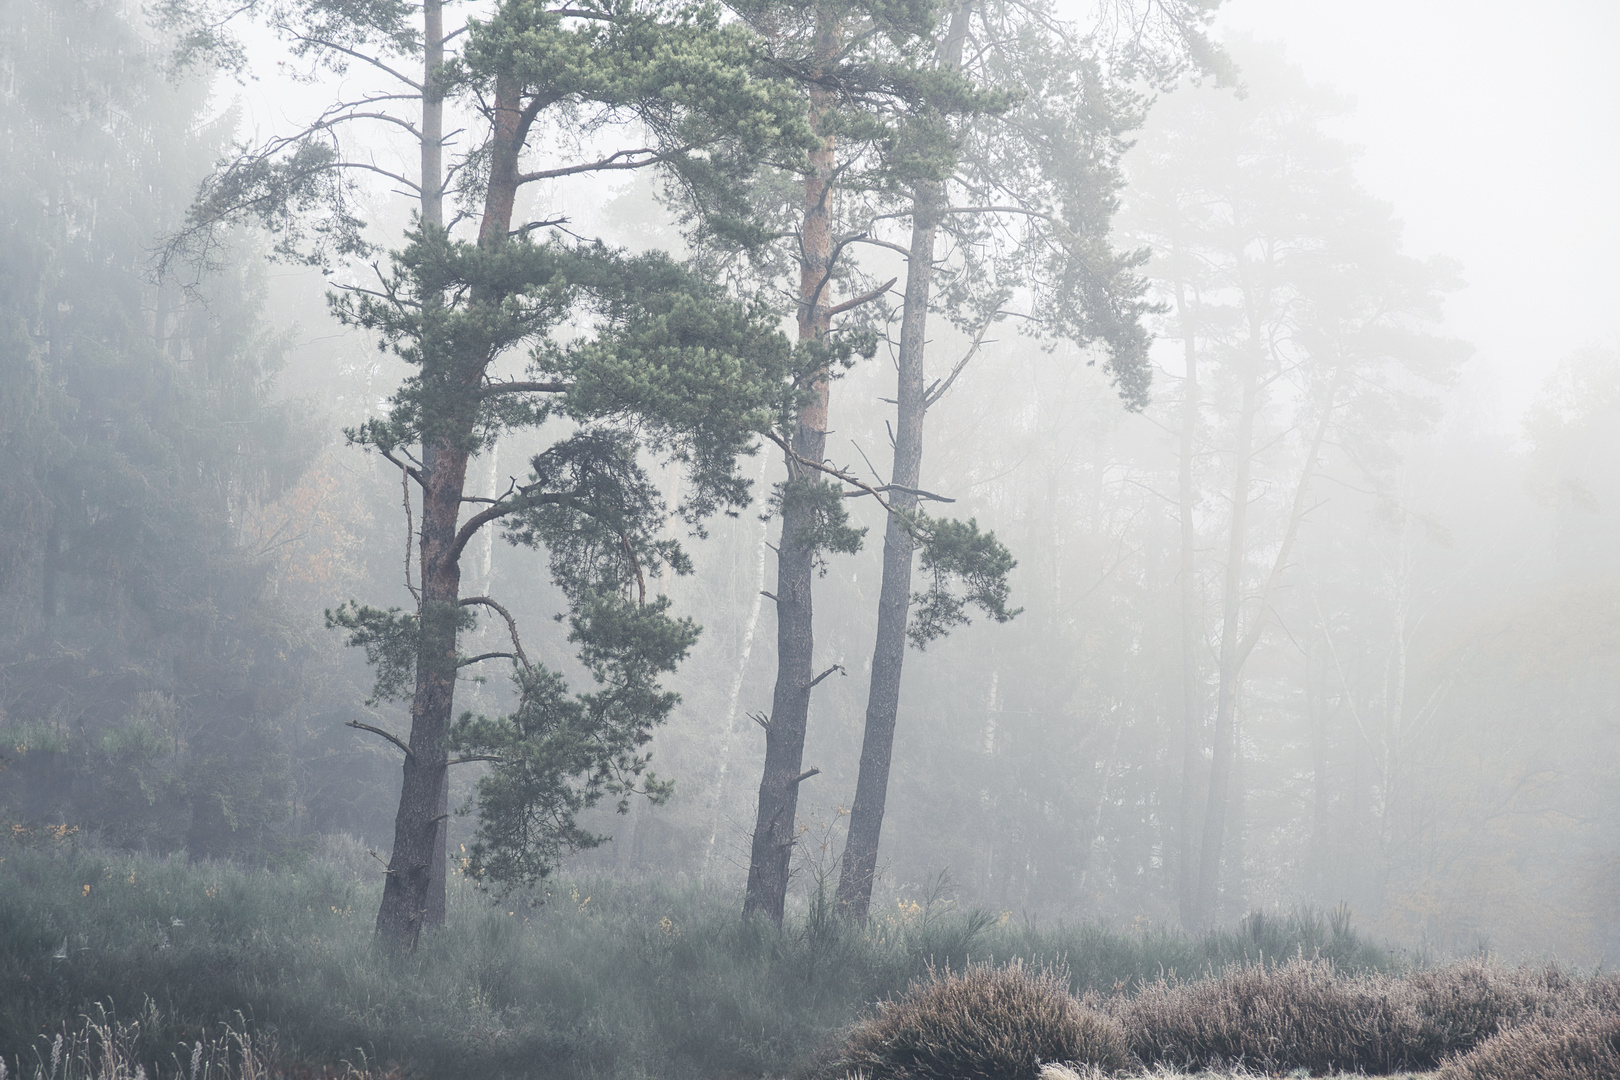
<box><xmin>461</xmin><ymin>595</ymin><xmax>530</xmax><ymax>668</ymax></box>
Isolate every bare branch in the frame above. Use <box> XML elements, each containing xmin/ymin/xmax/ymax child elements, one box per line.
<box><xmin>278</xmin><ymin>30</ymin><xmax>424</xmax><ymax>89</ymax></box>
<box><xmin>460</xmin><ymin>595</ymin><xmax>530</xmax><ymax>668</ymax></box>
<box><xmin>765</xmin><ymin>430</ymin><xmax>894</xmax><ymax>512</ymax></box>
<box><xmin>449</xmin><ymin>489</ymin><xmax>562</xmax><ymax>565</ymax></box>
<box><xmin>389</xmin><ymin>456</ymin><xmax>421</xmax><ymax>605</ymax></box>
<box><xmin>804</xmin><ymin>664</ymin><xmax>845</xmax><ymax>691</ymax></box>
<box><xmin>458</xmin><ymin>651</ymin><xmax>521</xmax><ymax>668</ymax></box>
<box><xmin>847</xmin><ymin>236</ymin><xmax>914</xmax><ymax>259</ymax></box>
<box><xmin>448</xmin><ymin>753</ymin><xmax>504</xmax><ymax>765</ymax></box>
<box><xmin>925</xmin><ymin>313</ymin><xmax>1002</xmax><ymax>408</ymax></box>
<box><xmin>827</xmin><ymin>277</ymin><xmax>898</xmax><ymax>316</ymax></box>
<box><xmin>517</xmin><ymin>146</ymin><xmax>687</xmax><ymax>184</ymax></box>
<box><xmin>792</xmin><ymin>767</ymin><xmax>821</xmax><ymax>785</ymax></box>
<box><xmin>347</xmin><ymin>720</ymin><xmax>414</xmax><ymax>760</ymax></box>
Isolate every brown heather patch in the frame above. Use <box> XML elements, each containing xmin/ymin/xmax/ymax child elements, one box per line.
<box><xmin>1436</xmin><ymin>1008</ymin><xmax>1620</xmax><ymax>1080</ymax></box>
<box><xmin>834</xmin><ymin>961</ymin><xmax>1135</xmax><ymax>1080</ymax></box>
<box><xmin>1112</xmin><ymin>957</ymin><xmax>1620</xmax><ymax>1076</ymax></box>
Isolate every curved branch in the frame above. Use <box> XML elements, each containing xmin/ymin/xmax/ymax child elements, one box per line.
<box><xmin>827</xmin><ymin>277</ymin><xmax>898</xmax><ymax>316</ymax></box>
<box><xmin>278</xmin><ymin>30</ymin><xmax>424</xmax><ymax>90</ymax></box>
<box><xmin>765</xmin><ymin>430</ymin><xmax>894</xmax><ymax>511</ymax></box>
<box><xmin>347</xmin><ymin>720</ymin><xmax>414</xmax><ymax>760</ymax></box>
<box><xmin>847</xmin><ymin>235</ymin><xmax>914</xmax><ymax>259</ymax></box>
<box><xmin>517</xmin><ymin>146</ymin><xmax>688</xmax><ymax>184</ymax></box>
<box><xmin>449</xmin><ymin>489</ymin><xmax>562</xmax><ymax>566</ymax></box>
<box><xmin>460</xmin><ymin>595</ymin><xmax>530</xmax><ymax>668</ymax></box>
<box><xmin>458</xmin><ymin>651</ymin><xmax>521</xmax><ymax>668</ymax></box>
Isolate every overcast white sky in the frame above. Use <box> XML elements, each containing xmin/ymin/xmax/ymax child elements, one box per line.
<box><xmin>1213</xmin><ymin>0</ymin><xmax>1620</xmax><ymax>431</ymax></box>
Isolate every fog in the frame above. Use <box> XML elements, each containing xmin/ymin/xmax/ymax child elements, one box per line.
<box><xmin>4</xmin><ymin>0</ymin><xmax>1620</xmax><ymax>1026</ymax></box>
<box><xmin>1220</xmin><ymin>0</ymin><xmax>1620</xmax><ymax>422</ymax></box>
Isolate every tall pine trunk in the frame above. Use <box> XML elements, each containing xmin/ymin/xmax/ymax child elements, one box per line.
<box><xmin>833</xmin><ymin>188</ymin><xmax>936</xmax><ymax>922</ymax></box>
<box><xmin>742</xmin><ymin>10</ymin><xmax>839</xmax><ymax>923</ymax></box>
<box><xmin>832</xmin><ymin>0</ymin><xmax>970</xmax><ymax>926</ymax></box>
<box><xmin>375</xmin><ymin>29</ymin><xmax>521</xmax><ymax>947</ymax></box>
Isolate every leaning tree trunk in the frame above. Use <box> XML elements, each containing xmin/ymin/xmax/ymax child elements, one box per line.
<box><xmin>832</xmin><ymin>0</ymin><xmax>971</xmax><ymax>926</ymax></box>
<box><xmin>742</xmin><ymin>12</ymin><xmax>839</xmax><ymax>923</ymax></box>
<box><xmin>833</xmin><ymin>186</ymin><xmax>937</xmax><ymax>922</ymax></box>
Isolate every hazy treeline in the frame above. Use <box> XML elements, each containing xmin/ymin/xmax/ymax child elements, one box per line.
<box><xmin>2</xmin><ymin>0</ymin><xmax>1616</xmax><ymax>964</ymax></box>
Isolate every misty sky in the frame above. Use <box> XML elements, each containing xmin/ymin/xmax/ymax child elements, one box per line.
<box><xmin>1216</xmin><ymin>0</ymin><xmax>1620</xmax><ymax>432</ymax></box>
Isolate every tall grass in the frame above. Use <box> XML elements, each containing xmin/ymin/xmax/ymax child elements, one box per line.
<box><xmin>0</xmin><ymin>844</ymin><xmax>1392</xmax><ymax>1079</ymax></box>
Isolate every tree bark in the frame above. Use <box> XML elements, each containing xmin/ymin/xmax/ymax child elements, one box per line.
<box><xmin>831</xmin><ymin>0</ymin><xmax>971</xmax><ymax>927</ymax></box>
<box><xmin>832</xmin><ymin>189</ymin><xmax>935</xmax><ymax>923</ymax></box>
<box><xmin>374</xmin><ymin>21</ymin><xmax>516</xmax><ymax>946</ymax></box>
<box><xmin>742</xmin><ymin>9</ymin><xmax>839</xmax><ymax>923</ymax></box>
<box><xmin>375</xmin><ymin>442</ymin><xmax>468</xmax><ymax>947</ymax></box>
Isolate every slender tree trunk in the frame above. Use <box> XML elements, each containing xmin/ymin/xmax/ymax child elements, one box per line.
<box><xmin>743</xmin><ymin>10</ymin><xmax>839</xmax><ymax>923</ymax></box>
<box><xmin>1194</xmin><ymin>356</ymin><xmax>1258</xmax><ymax>924</ymax></box>
<box><xmin>701</xmin><ymin>456</ymin><xmax>772</xmax><ymax>883</ymax></box>
<box><xmin>375</xmin><ymin>27</ymin><xmax>512</xmax><ymax>946</ymax></box>
<box><xmin>1173</xmin><ymin>277</ymin><xmax>1202</xmax><ymax>928</ymax></box>
<box><xmin>419</xmin><ymin>0</ymin><xmax>451</xmax><ymax>933</ymax></box>
<box><xmin>1194</xmin><ymin>361</ymin><xmax>1338</xmax><ymax>924</ymax></box>
<box><xmin>42</xmin><ymin>517</ymin><xmax>59</xmax><ymax>620</ymax></box>
<box><xmin>1307</xmin><ymin>646</ymin><xmax>1331</xmax><ymax>895</ymax></box>
<box><xmin>832</xmin><ymin>0</ymin><xmax>971</xmax><ymax>926</ymax></box>
<box><xmin>832</xmin><ymin>193</ymin><xmax>932</xmax><ymax>921</ymax></box>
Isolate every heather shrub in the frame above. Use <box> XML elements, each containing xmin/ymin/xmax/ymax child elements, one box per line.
<box><xmin>834</xmin><ymin>961</ymin><xmax>1134</xmax><ymax>1080</ymax></box>
<box><xmin>1405</xmin><ymin>959</ymin><xmax>1575</xmax><ymax>1055</ymax></box>
<box><xmin>1115</xmin><ymin>958</ymin><xmax>1423</xmax><ymax>1074</ymax></box>
<box><xmin>1437</xmin><ymin>1008</ymin><xmax>1620</xmax><ymax>1080</ymax></box>
<box><xmin>1112</xmin><ymin>957</ymin><xmax>1606</xmax><ymax>1074</ymax></box>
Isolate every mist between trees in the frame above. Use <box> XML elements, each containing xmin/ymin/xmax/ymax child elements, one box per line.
<box><xmin>1</xmin><ymin>0</ymin><xmax>1616</xmax><ymax>972</ymax></box>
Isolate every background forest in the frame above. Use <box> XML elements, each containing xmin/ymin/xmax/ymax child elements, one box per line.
<box><xmin>3</xmin><ymin>0</ymin><xmax>1618</xmax><ymax>997</ymax></box>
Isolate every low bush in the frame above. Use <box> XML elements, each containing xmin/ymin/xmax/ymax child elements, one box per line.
<box><xmin>1114</xmin><ymin>957</ymin><xmax>1617</xmax><ymax>1075</ymax></box>
<box><xmin>834</xmin><ymin>962</ymin><xmax>1133</xmax><ymax>1080</ymax></box>
<box><xmin>1116</xmin><ymin>959</ymin><xmax>1421</xmax><ymax>1074</ymax></box>
<box><xmin>1437</xmin><ymin>1008</ymin><xmax>1620</xmax><ymax>1080</ymax></box>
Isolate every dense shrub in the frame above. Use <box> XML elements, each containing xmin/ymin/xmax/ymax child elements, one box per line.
<box><xmin>1437</xmin><ymin>1009</ymin><xmax>1620</xmax><ymax>1080</ymax></box>
<box><xmin>1113</xmin><ymin>957</ymin><xmax>1608</xmax><ymax>1074</ymax></box>
<box><xmin>834</xmin><ymin>962</ymin><xmax>1134</xmax><ymax>1080</ymax></box>
<box><xmin>1116</xmin><ymin>959</ymin><xmax>1421</xmax><ymax>1074</ymax></box>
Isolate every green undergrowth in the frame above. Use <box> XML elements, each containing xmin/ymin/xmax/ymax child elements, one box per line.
<box><xmin>0</xmin><ymin>844</ymin><xmax>1392</xmax><ymax>1079</ymax></box>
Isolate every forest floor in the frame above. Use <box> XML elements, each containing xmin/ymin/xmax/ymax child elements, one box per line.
<box><xmin>0</xmin><ymin>842</ymin><xmax>1605</xmax><ymax>1079</ymax></box>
